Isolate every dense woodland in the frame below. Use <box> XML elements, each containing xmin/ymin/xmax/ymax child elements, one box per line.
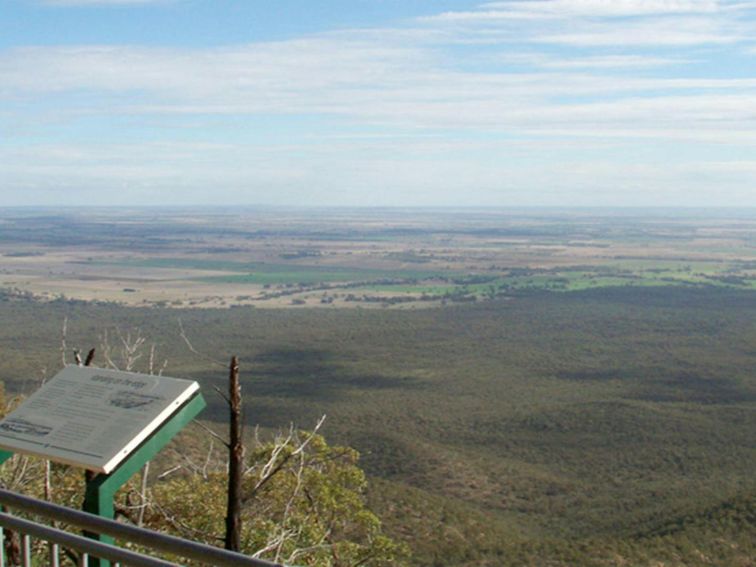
<box><xmin>0</xmin><ymin>285</ymin><xmax>753</xmax><ymax>565</ymax></box>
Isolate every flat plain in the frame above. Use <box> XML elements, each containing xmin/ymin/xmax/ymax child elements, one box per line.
<box><xmin>0</xmin><ymin>207</ymin><xmax>754</xmax><ymax>566</ymax></box>
<box><xmin>1</xmin><ymin>207</ymin><xmax>754</xmax><ymax>309</ymax></box>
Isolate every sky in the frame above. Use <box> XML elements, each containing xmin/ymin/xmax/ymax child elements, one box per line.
<box><xmin>1</xmin><ymin>0</ymin><xmax>755</xmax><ymax>207</ymax></box>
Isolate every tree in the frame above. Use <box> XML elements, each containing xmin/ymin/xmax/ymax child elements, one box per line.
<box><xmin>146</xmin><ymin>425</ymin><xmax>407</xmax><ymax>566</ymax></box>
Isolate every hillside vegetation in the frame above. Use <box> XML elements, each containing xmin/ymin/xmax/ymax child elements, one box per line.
<box><xmin>0</xmin><ymin>285</ymin><xmax>753</xmax><ymax>565</ymax></box>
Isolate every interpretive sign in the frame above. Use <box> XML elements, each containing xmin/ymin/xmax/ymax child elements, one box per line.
<box><xmin>0</xmin><ymin>365</ymin><xmax>200</xmax><ymax>474</ymax></box>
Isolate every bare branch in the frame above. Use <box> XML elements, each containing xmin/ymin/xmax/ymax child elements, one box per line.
<box><xmin>150</xmin><ymin>499</ymin><xmax>225</xmax><ymax>543</ymax></box>
<box><xmin>44</xmin><ymin>460</ymin><xmax>52</xmax><ymax>502</ymax></box>
<box><xmin>212</xmin><ymin>384</ymin><xmax>231</xmax><ymax>406</ymax></box>
<box><xmin>99</xmin><ymin>329</ymin><xmax>119</xmax><ymax>370</ymax></box>
<box><xmin>137</xmin><ymin>462</ymin><xmax>150</xmax><ymax>527</ymax></box>
<box><xmin>247</xmin><ymin>425</ymin><xmax>294</xmax><ymax>479</ymax></box>
<box><xmin>202</xmin><ymin>439</ymin><xmax>215</xmax><ymax>480</ymax></box>
<box><xmin>60</xmin><ymin>317</ymin><xmax>68</xmax><ymax>367</ymax></box>
<box><xmin>274</xmin><ymin>450</ymin><xmax>306</xmax><ymax>563</ymax></box>
<box><xmin>117</xmin><ymin>328</ymin><xmax>145</xmax><ymax>372</ymax></box>
<box><xmin>287</xmin><ymin>542</ymin><xmax>337</xmax><ymax>565</ymax></box>
<box><xmin>245</xmin><ymin>415</ymin><xmax>327</xmax><ymax>501</ymax></box>
<box><xmin>252</xmin><ymin>530</ymin><xmax>298</xmax><ymax>559</ymax></box>
<box><xmin>194</xmin><ymin>421</ymin><xmax>231</xmax><ymax>449</ymax></box>
<box><xmin>147</xmin><ymin>344</ymin><xmax>168</xmax><ymax>376</ymax></box>
<box><xmin>178</xmin><ymin>319</ymin><xmax>226</xmax><ymax>368</ymax></box>
<box><xmin>290</xmin><ymin>415</ymin><xmax>327</xmax><ymax>459</ymax></box>
<box><xmin>156</xmin><ymin>465</ymin><xmax>182</xmax><ymax>481</ymax></box>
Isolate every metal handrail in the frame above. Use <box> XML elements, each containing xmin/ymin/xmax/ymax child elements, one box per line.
<box><xmin>0</xmin><ymin>512</ymin><xmax>175</xmax><ymax>567</ymax></box>
<box><xmin>0</xmin><ymin>488</ymin><xmax>283</xmax><ymax>567</ymax></box>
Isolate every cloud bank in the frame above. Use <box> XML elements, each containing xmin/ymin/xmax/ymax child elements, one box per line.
<box><xmin>1</xmin><ymin>0</ymin><xmax>755</xmax><ymax>206</ymax></box>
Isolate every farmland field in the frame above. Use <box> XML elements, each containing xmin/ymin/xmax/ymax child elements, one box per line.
<box><xmin>0</xmin><ymin>208</ymin><xmax>754</xmax><ymax>309</ymax></box>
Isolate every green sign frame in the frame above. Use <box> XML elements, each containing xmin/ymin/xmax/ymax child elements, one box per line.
<box><xmin>0</xmin><ymin>392</ymin><xmax>206</xmax><ymax>567</ymax></box>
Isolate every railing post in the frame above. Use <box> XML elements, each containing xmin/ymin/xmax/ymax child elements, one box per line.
<box><xmin>21</xmin><ymin>534</ymin><xmax>31</xmax><ymax>567</ymax></box>
<box><xmin>50</xmin><ymin>542</ymin><xmax>60</xmax><ymax>567</ymax></box>
<box><xmin>83</xmin><ymin>478</ymin><xmax>117</xmax><ymax>567</ymax></box>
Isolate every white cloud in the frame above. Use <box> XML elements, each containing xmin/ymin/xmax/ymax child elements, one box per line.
<box><xmin>439</xmin><ymin>0</ymin><xmax>746</xmax><ymax>20</ymax></box>
<box><xmin>694</xmin><ymin>160</ymin><xmax>756</xmax><ymax>173</ymax></box>
<box><xmin>423</xmin><ymin>1</ymin><xmax>751</xmax><ymax>48</ymax></box>
<box><xmin>2</xmin><ymin>139</ymin><xmax>752</xmax><ymax>206</ymax></box>
<box><xmin>537</xmin><ymin>17</ymin><xmax>745</xmax><ymax>45</ymax></box>
<box><xmin>2</xmin><ymin>1</ymin><xmax>755</xmax><ymax>205</ymax></box>
<box><xmin>490</xmin><ymin>53</ymin><xmax>693</xmax><ymax>68</ymax></box>
<box><xmin>0</xmin><ymin>38</ymin><xmax>754</xmax><ymax>148</ymax></box>
<box><xmin>0</xmin><ymin>40</ymin><xmax>428</xmax><ymax>98</ymax></box>
<box><xmin>545</xmin><ymin>55</ymin><xmax>688</xmax><ymax>68</ymax></box>
<box><xmin>40</xmin><ymin>0</ymin><xmax>171</xmax><ymax>6</ymax></box>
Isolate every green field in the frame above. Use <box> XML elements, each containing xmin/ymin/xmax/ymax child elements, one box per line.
<box><xmin>104</xmin><ymin>257</ymin><xmax>756</xmax><ymax>297</ymax></box>
<box><xmin>353</xmin><ymin>268</ymin><xmax>756</xmax><ymax>298</ymax></box>
<box><xmin>104</xmin><ymin>257</ymin><xmax>442</xmax><ymax>285</ymax></box>
<box><xmin>200</xmin><ymin>270</ymin><xmax>437</xmax><ymax>286</ymax></box>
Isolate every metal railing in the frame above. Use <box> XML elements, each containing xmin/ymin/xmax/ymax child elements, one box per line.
<box><xmin>0</xmin><ymin>488</ymin><xmax>283</xmax><ymax>567</ymax></box>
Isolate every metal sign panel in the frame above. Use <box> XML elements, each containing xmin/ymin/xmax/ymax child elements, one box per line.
<box><xmin>0</xmin><ymin>366</ymin><xmax>200</xmax><ymax>473</ymax></box>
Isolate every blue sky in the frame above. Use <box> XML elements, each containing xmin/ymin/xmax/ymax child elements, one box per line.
<box><xmin>1</xmin><ymin>0</ymin><xmax>755</xmax><ymax>207</ymax></box>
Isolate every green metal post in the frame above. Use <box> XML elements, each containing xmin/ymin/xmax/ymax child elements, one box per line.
<box><xmin>0</xmin><ymin>451</ymin><xmax>12</xmax><ymax>467</ymax></box>
<box><xmin>83</xmin><ymin>393</ymin><xmax>206</xmax><ymax>567</ymax></box>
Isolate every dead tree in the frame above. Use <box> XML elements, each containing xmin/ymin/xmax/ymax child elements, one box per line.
<box><xmin>225</xmin><ymin>356</ymin><xmax>244</xmax><ymax>552</ymax></box>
